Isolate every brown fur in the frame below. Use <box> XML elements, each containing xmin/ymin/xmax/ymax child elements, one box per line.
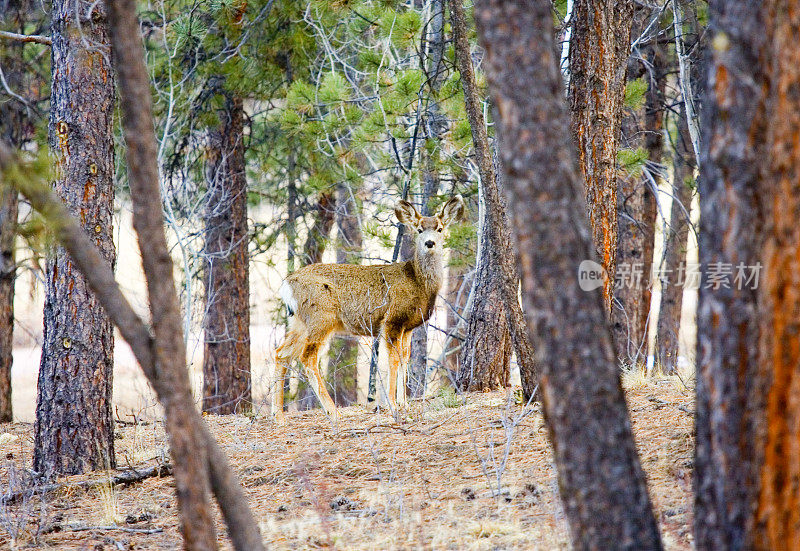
<box><xmin>273</xmin><ymin>196</ymin><xmax>465</xmax><ymax>424</ymax></box>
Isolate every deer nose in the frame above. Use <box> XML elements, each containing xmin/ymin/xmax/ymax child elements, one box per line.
<box><xmin>425</xmin><ymin>240</ymin><xmax>435</xmax><ymax>249</ymax></box>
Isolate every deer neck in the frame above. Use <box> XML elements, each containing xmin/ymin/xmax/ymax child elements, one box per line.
<box><xmin>412</xmin><ymin>249</ymin><xmax>443</xmax><ymax>297</ymax></box>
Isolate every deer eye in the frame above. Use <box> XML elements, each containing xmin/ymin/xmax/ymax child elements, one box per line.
<box><xmin>418</xmin><ymin>228</ymin><xmax>423</xmax><ymax>234</ymax></box>
<box><xmin>437</xmin><ymin>228</ymin><xmax>443</xmax><ymax>233</ymax></box>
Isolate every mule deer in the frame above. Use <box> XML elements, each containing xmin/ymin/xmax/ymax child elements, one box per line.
<box><xmin>274</xmin><ymin>195</ymin><xmax>465</xmax><ymax>424</ymax></box>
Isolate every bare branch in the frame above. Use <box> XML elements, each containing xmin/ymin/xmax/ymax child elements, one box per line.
<box><xmin>0</xmin><ymin>30</ymin><xmax>52</xmax><ymax>46</ymax></box>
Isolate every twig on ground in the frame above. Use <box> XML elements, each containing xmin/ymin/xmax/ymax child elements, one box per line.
<box><xmin>69</xmin><ymin>525</ymin><xmax>163</xmax><ymax>534</ymax></box>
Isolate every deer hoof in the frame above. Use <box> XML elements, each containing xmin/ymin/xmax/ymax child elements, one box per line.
<box><xmin>274</xmin><ymin>413</ymin><xmax>287</xmax><ymax>426</ymax></box>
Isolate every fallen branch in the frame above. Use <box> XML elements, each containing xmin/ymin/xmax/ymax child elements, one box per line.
<box><xmin>1</xmin><ymin>464</ymin><xmax>172</xmax><ymax>505</ymax></box>
<box><xmin>69</xmin><ymin>525</ymin><xmax>164</xmax><ymax>534</ymax></box>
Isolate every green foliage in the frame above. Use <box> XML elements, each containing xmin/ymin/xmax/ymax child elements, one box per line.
<box><xmin>618</xmin><ymin>147</ymin><xmax>649</xmax><ymax>178</ymax></box>
<box><xmin>2</xmin><ymin>150</ymin><xmax>57</xmax><ymax>255</ymax></box>
<box><xmin>624</xmin><ymin>77</ymin><xmax>648</xmax><ymax>110</ymax></box>
<box><xmin>683</xmin><ymin>175</ymin><xmax>698</xmax><ymax>193</ymax></box>
<box><xmin>435</xmin><ymin>387</ymin><xmax>461</xmax><ymax>409</ymax></box>
<box><xmin>319</xmin><ymin>71</ymin><xmax>350</xmax><ymax>104</ymax></box>
<box><xmin>552</xmin><ymin>0</ymin><xmax>570</xmax><ymax>22</ymax></box>
<box><xmin>446</xmin><ymin>219</ymin><xmax>476</xmax><ymax>254</ymax></box>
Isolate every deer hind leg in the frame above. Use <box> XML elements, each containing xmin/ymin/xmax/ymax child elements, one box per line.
<box><xmin>274</xmin><ymin>321</ymin><xmax>308</xmax><ymax>424</ymax></box>
<box><xmin>298</xmin><ymin>335</ymin><xmax>339</xmax><ymax>423</ymax></box>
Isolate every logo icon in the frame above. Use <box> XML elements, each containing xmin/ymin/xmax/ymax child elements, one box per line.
<box><xmin>578</xmin><ymin>260</ymin><xmax>605</xmax><ymax>291</ymax></box>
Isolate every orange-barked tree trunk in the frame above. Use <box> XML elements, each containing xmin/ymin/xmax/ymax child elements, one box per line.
<box><xmin>694</xmin><ymin>0</ymin><xmax>800</xmax><ymax>547</ymax></box>
<box><xmin>568</xmin><ymin>0</ymin><xmax>635</xmax><ymax>311</ymax></box>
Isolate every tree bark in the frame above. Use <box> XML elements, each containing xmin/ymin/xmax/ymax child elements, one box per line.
<box><xmin>303</xmin><ymin>191</ymin><xmax>335</xmax><ymax>265</ymax></box>
<box><xmin>655</xmin><ymin>102</ymin><xmax>693</xmax><ymax>375</ymax></box>
<box><xmin>754</xmin><ymin>2</ymin><xmax>800</xmax><ymax>544</ymax></box>
<box><xmin>450</xmin><ymin>0</ymin><xmax>537</xmax><ymax>397</ymax></box>
<box><xmin>474</xmin><ymin>0</ymin><xmax>663</xmax><ymax>548</ymax></box>
<box><xmin>3</xmin><ymin>1</ymin><xmax>266</xmax><ymax>544</ymax></box>
<box><xmin>328</xmin><ymin>183</ymin><xmax>361</xmax><ymax>406</ymax></box>
<box><xmin>696</xmin><ymin>0</ymin><xmax>800</xmax><ymax>548</ymax></box>
<box><xmin>457</xmin><ymin>186</ymin><xmax>512</xmax><ymax>391</ymax></box>
<box><xmin>34</xmin><ymin>0</ymin><xmax>116</xmax><ymax>477</ymax></box>
<box><xmin>612</xmin><ymin>8</ymin><xmax>667</xmax><ymax>365</ymax></box>
<box><xmin>0</xmin><ymin>180</ymin><xmax>15</xmax><ymax>423</ymax></box>
<box><xmin>202</xmin><ymin>96</ymin><xmax>252</xmax><ymax>415</ymax></box>
<box><xmin>568</xmin><ymin>0</ymin><xmax>635</xmax><ymax>311</ymax></box>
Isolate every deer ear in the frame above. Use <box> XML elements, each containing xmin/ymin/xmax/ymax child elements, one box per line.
<box><xmin>439</xmin><ymin>195</ymin><xmax>465</xmax><ymax>226</ymax></box>
<box><xmin>395</xmin><ymin>200</ymin><xmax>421</xmax><ymax>228</ymax></box>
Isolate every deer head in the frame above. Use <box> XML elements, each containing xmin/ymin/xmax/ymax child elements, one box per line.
<box><xmin>394</xmin><ymin>195</ymin><xmax>465</xmax><ymax>261</ymax></box>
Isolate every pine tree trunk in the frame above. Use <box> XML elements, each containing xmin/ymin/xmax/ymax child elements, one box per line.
<box><xmin>457</xmin><ymin>203</ymin><xmax>512</xmax><ymax>390</ymax></box>
<box><xmin>655</xmin><ymin>103</ymin><xmax>693</xmax><ymax>375</ymax></box>
<box><xmin>34</xmin><ymin>0</ymin><xmax>116</xmax><ymax>477</ymax></box>
<box><xmin>638</xmin><ymin>35</ymin><xmax>668</xmax><ymax>348</ymax></box>
<box><xmin>303</xmin><ymin>191</ymin><xmax>335</xmax><ymax>265</ymax></box>
<box><xmin>612</xmin><ymin>10</ymin><xmax>667</xmax><ymax>364</ymax></box>
<box><xmin>451</xmin><ymin>0</ymin><xmax>536</xmax><ymax>396</ymax></box>
<box><xmin>693</xmin><ymin>0</ymin><xmax>762</xmax><ymax>546</ymax></box>
<box><xmin>568</xmin><ymin>0</ymin><xmax>635</xmax><ymax>311</ymax></box>
<box><xmin>202</xmin><ymin>96</ymin><xmax>251</xmax><ymax>415</ymax></box>
<box><xmin>328</xmin><ymin>183</ymin><xmax>361</xmax><ymax>406</ymax></box>
<box><xmin>474</xmin><ymin>0</ymin><xmax>663</xmax><ymax>547</ymax></box>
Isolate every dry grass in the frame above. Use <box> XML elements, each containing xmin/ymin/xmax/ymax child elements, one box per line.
<box><xmin>0</xmin><ymin>382</ymin><xmax>694</xmax><ymax>550</ymax></box>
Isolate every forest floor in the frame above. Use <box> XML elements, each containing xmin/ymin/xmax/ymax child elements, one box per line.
<box><xmin>0</xmin><ymin>376</ymin><xmax>694</xmax><ymax>550</ymax></box>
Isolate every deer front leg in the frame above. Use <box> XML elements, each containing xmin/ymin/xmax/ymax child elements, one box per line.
<box><xmin>385</xmin><ymin>329</ymin><xmax>406</xmax><ymax>413</ymax></box>
<box><xmin>386</xmin><ymin>336</ymin><xmax>398</xmax><ymax>412</ymax></box>
<box><xmin>396</xmin><ymin>330</ymin><xmax>412</xmax><ymax>409</ymax></box>
<box><xmin>300</xmin><ymin>343</ymin><xmax>340</xmax><ymax>424</ymax></box>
